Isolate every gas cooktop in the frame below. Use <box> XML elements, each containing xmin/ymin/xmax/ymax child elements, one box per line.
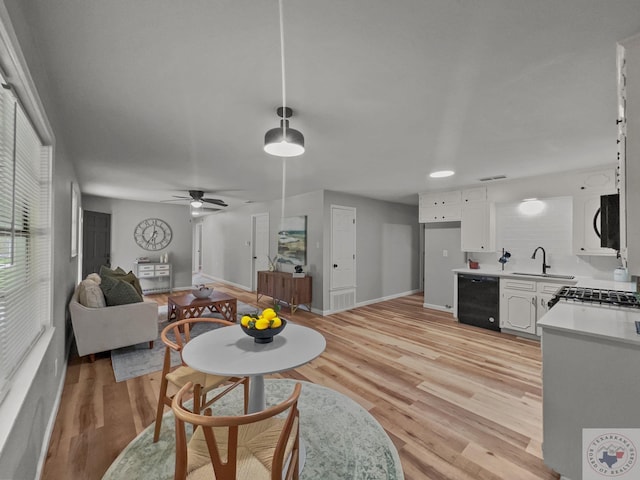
<box><xmin>549</xmin><ymin>286</ymin><xmax>640</xmax><ymax>309</ymax></box>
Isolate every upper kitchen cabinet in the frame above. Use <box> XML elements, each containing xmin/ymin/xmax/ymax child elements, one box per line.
<box><xmin>573</xmin><ymin>169</ymin><xmax>617</xmax><ymax>193</ymax></box>
<box><xmin>419</xmin><ymin>190</ymin><xmax>461</xmax><ymax>223</ymax></box>
<box><xmin>461</xmin><ymin>187</ymin><xmax>495</xmax><ymax>252</ymax></box>
<box><xmin>572</xmin><ymin>167</ymin><xmax>618</xmax><ymax>256</ymax></box>
<box><xmin>461</xmin><ymin>187</ymin><xmax>487</xmax><ymax>203</ymax></box>
<box><xmin>620</xmin><ymin>34</ymin><xmax>640</xmax><ymax>274</ymax></box>
<box><xmin>572</xmin><ymin>193</ymin><xmax>618</xmax><ymax>256</ymax></box>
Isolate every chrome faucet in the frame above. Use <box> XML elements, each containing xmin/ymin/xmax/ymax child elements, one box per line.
<box><xmin>531</xmin><ymin>246</ymin><xmax>550</xmax><ymax>274</ymax></box>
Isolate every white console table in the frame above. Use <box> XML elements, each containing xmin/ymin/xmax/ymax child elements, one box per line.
<box><xmin>134</xmin><ymin>262</ymin><xmax>172</xmax><ymax>294</ymax></box>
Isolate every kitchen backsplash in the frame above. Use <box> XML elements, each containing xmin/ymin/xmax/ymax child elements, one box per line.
<box><xmin>469</xmin><ymin>196</ymin><xmax>622</xmax><ymax>280</ymax></box>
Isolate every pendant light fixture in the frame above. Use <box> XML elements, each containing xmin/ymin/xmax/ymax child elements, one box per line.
<box><xmin>264</xmin><ymin>0</ymin><xmax>305</xmax><ymax>157</ymax></box>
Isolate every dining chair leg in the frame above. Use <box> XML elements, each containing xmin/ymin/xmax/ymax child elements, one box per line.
<box><xmin>193</xmin><ymin>383</ymin><xmax>202</xmax><ymax>414</ymax></box>
<box><xmin>153</xmin><ymin>376</ymin><xmax>169</xmax><ymax>443</ymax></box>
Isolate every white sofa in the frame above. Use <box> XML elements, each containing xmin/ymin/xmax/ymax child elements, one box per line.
<box><xmin>69</xmin><ymin>286</ymin><xmax>159</xmax><ymax>361</ymax></box>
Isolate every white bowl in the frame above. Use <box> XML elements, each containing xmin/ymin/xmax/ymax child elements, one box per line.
<box><xmin>192</xmin><ymin>288</ymin><xmax>213</xmax><ymax>299</ymax></box>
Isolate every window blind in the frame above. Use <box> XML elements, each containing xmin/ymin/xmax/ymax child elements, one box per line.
<box><xmin>0</xmin><ymin>80</ymin><xmax>51</xmax><ymax>404</ymax></box>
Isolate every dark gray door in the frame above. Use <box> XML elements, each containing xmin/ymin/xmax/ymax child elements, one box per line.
<box><xmin>82</xmin><ymin>211</ymin><xmax>111</xmax><ymax>278</ymax></box>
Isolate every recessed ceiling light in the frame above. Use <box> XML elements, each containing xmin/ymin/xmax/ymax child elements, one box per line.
<box><xmin>429</xmin><ymin>170</ymin><xmax>455</xmax><ymax>178</ymax></box>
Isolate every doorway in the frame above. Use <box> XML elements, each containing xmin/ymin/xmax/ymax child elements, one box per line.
<box><xmin>330</xmin><ymin>205</ymin><xmax>356</xmax><ymax>311</ymax></box>
<box><xmin>82</xmin><ymin>211</ymin><xmax>111</xmax><ymax>278</ymax></box>
<box><xmin>193</xmin><ymin>222</ymin><xmax>203</xmax><ymax>272</ymax></box>
<box><xmin>251</xmin><ymin>213</ymin><xmax>270</xmax><ymax>291</ymax></box>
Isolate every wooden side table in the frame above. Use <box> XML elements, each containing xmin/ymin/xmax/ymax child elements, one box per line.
<box><xmin>167</xmin><ymin>291</ymin><xmax>237</xmax><ymax>323</ymax></box>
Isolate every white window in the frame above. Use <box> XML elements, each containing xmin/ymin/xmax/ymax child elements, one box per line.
<box><xmin>0</xmin><ymin>78</ymin><xmax>52</xmax><ymax>404</ymax></box>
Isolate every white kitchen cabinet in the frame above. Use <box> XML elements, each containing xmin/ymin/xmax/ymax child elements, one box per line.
<box><xmin>461</xmin><ymin>187</ymin><xmax>487</xmax><ymax>203</ymax></box>
<box><xmin>500</xmin><ymin>278</ymin><xmax>537</xmax><ymax>335</ymax></box>
<box><xmin>572</xmin><ymin>193</ymin><xmax>618</xmax><ymax>256</ymax></box>
<box><xmin>500</xmin><ymin>278</ymin><xmax>570</xmax><ymax>336</ymax></box>
<box><xmin>419</xmin><ymin>190</ymin><xmax>461</xmax><ymax>223</ymax></box>
<box><xmin>461</xmin><ymin>200</ymin><xmax>495</xmax><ymax>252</ymax></box>
<box><xmin>535</xmin><ymin>282</ymin><xmax>562</xmax><ymax>335</ymax></box>
<box><xmin>621</xmin><ymin>34</ymin><xmax>640</xmax><ymax>275</ymax></box>
<box><xmin>573</xmin><ymin>168</ymin><xmax>617</xmax><ymax>194</ymax></box>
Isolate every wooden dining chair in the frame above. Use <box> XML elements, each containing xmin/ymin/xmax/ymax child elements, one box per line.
<box><xmin>172</xmin><ymin>381</ymin><xmax>302</xmax><ymax>480</ymax></box>
<box><xmin>153</xmin><ymin>317</ymin><xmax>249</xmax><ymax>443</ymax></box>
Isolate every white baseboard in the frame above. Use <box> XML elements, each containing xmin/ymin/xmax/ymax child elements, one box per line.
<box><xmin>422</xmin><ymin>303</ymin><xmax>453</xmax><ymax>313</ymax></box>
<box><xmin>37</xmin><ymin>353</ymin><xmax>68</xmax><ymax>480</ymax></box>
<box><xmin>180</xmin><ymin>274</ymin><xmax>253</xmax><ymax>293</ymax></box>
<box><xmin>322</xmin><ymin>289</ymin><xmax>421</xmax><ymax>316</ymax></box>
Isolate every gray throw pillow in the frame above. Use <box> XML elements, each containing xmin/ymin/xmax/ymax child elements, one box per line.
<box><xmin>100</xmin><ymin>275</ymin><xmax>143</xmax><ymax>306</ymax></box>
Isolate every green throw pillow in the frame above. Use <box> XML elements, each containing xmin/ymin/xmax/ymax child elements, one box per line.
<box><xmin>99</xmin><ymin>265</ymin><xmax>127</xmax><ymax>277</ymax></box>
<box><xmin>99</xmin><ymin>266</ymin><xmax>143</xmax><ymax>296</ymax></box>
<box><xmin>100</xmin><ymin>275</ymin><xmax>143</xmax><ymax>306</ymax></box>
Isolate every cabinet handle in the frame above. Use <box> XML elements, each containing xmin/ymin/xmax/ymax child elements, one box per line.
<box><xmin>532</xmin><ymin>297</ymin><xmax>536</xmax><ymax>306</ymax></box>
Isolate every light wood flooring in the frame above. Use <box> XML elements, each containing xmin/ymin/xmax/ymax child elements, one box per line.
<box><xmin>42</xmin><ymin>283</ymin><xmax>560</xmax><ymax>480</ymax></box>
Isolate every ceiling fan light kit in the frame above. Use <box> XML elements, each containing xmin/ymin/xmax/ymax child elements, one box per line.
<box><xmin>264</xmin><ymin>106</ymin><xmax>305</xmax><ymax>157</ymax></box>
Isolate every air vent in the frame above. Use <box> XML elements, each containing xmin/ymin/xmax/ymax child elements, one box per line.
<box><xmin>479</xmin><ymin>175</ymin><xmax>507</xmax><ymax>182</ymax></box>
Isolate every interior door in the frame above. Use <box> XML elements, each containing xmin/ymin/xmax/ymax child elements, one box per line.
<box><xmin>193</xmin><ymin>222</ymin><xmax>203</xmax><ymax>271</ymax></box>
<box><xmin>330</xmin><ymin>205</ymin><xmax>356</xmax><ymax>290</ymax></box>
<box><xmin>251</xmin><ymin>213</ymin><xmax>270</xmax><ymax>290</ymax></box>
<box><xmin>82</xmin><ymin>211</ymin><xmax>111</xmax><ymax>278</ymax></box>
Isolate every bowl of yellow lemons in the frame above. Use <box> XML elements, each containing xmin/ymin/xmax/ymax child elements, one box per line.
<box><xmin>240</xmin><ymin>307</ymin><xmax>286</xmax><ymax>344</ymax></box>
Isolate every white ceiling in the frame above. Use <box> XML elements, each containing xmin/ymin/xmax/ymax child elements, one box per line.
<box><xmin>13</xmin><ymin>0</ymin><xmax>640</xmax><ymax>209</ymax></box>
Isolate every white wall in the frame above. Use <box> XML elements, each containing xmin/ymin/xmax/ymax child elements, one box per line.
<box><xmin>82</xmin><ymin>196</ymin><xmax>194</xmax><ymax>288</ymax></box>
<box><xmin>198</xmin><ymin>190</ymin><xmax>324</xmax><ymax>306</ymax></box>
<box><xmin>323</xmin><ymin>191</ymin><xmax>421</xmax><ymax>309</ymax></box>
<box><xmin>0</xmin><ymin>2</ymin><xmax>79</xmax><ymax>477</ymax></box>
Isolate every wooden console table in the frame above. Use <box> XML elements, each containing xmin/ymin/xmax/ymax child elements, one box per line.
<box><xmin>256</xmin><ymin>271</ymin><xmax>312</xmax><ymax>315</ymax></box>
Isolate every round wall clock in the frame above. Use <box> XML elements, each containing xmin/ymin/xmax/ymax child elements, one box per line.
<box><xmin>134</xmin><ymin>218</ymin><xmax>173</xmax><ymax>251</ymax></box>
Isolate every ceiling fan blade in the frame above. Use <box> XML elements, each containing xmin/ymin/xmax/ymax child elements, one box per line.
<box><xmin>172</xmin><ymin>195</ymin><xmax>191</xmax><ymax>199</ymax></box>
<box><xmin>203</xmin><ymin>198</ymin><xmax>228</xmax><ymax>207</ymax></box>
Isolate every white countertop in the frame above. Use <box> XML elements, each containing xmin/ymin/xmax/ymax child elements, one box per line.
<box><xmin>453</xmin><ymin>267</ymin><xmax>639</xmax><ymax>343</ymax></box>
<box><xmin>537</xmin><ymin>302</ymin><xmax>640</xmax><ymax>347</ymax></box>
<box><xmin>453</xmin><ymin>267</ymin><xmax>636</xmax><ymax>290</ymax></box>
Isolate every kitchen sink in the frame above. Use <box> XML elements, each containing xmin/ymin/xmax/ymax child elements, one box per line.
<box><xmin>512</xmin><ymin>272</ymin><xmax>575</xmax><ymax>279</ymax></box>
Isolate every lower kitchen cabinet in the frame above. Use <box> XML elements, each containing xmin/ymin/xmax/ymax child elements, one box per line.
<box><xmin>500</xmin><ymin>279</ymin><xmax>537</xmax><ymax>335</ymax></box>
<box><xmin>535</xmin><ymin>282</ymin><xmax>560</xmax><ymax>335</ymax></box>
<box><xmin>500</xmin><ymin>278</ymin><xmax>568</xmax><ymax>337</ymax></box>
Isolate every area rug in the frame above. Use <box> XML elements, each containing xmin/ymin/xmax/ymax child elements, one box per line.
<box><xmin>102</xmin><ymin>379</ymin><xmax>404</xmax><ymax>480</ymax></box>
<box><xmin>110</xmin><ymin>302</ymin><xmax>258</xmax><ymax>382</ymax></box>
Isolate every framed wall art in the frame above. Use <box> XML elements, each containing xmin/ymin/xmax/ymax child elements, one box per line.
<box><xmin>277</xmin><ymin>215</ymin><xmax>307</xmax><ymax>265</ymax></box>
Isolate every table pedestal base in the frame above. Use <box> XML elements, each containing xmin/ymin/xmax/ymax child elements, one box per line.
<box><xmin>248</xmin><ymin>375</ymin><xmax>266</xmax><ymax>413</ymax></box>
<box><xmin>250</xmin><ymin>375</ymin><xmax>306</xmax><ymax>474</ymax></box>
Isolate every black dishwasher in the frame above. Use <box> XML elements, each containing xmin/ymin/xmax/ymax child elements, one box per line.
<box><xmin>457</xmin><ymin>274</ymin><xmax>500</xmax><ymax>331</ymax></box>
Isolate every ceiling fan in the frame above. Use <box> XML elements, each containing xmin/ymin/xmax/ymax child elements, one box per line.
<box><xmin>169</xmin><ymin>190</ymin><xmax>228</xmax><ymax>208</ymax></box>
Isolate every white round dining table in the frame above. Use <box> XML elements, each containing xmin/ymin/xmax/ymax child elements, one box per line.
<box><xmin>182</xmin><ymin>322</ymin><xmax>326</xmax><ymax>413</ymax></box>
